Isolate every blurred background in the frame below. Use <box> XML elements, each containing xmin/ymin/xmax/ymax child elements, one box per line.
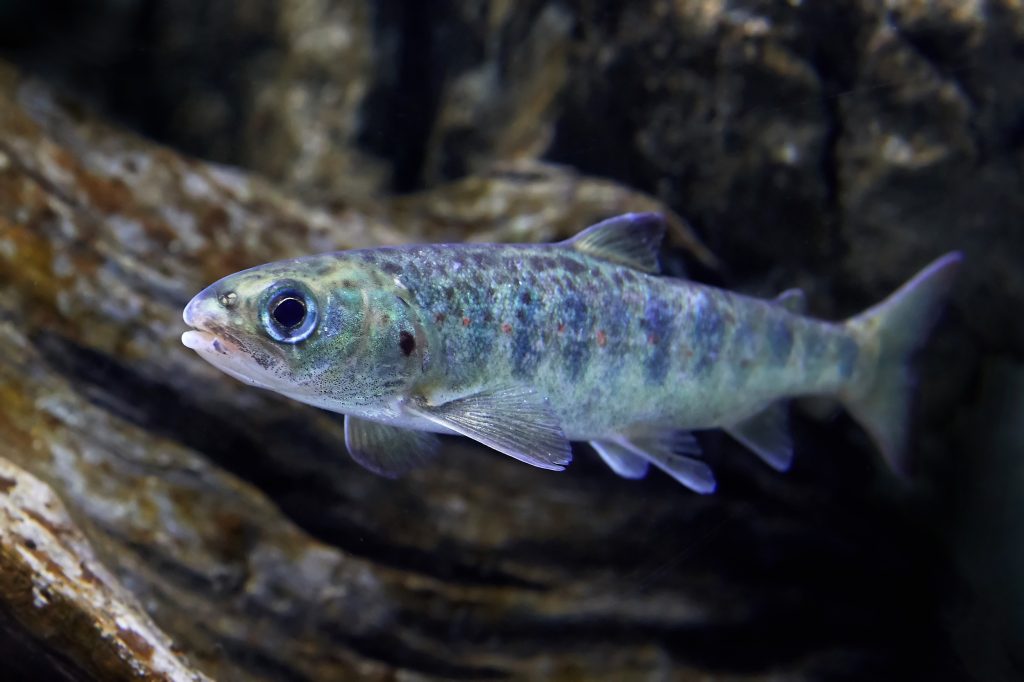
<box><xmin>0</xmin><ymin>1</ymin><xmax>1020</xmax><ymax>680</ymax></box>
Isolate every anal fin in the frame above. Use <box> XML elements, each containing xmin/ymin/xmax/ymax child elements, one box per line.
<box><xmin>344</xmin><ymin>415</ymin><xmax>441</xmax><ymax>478</ymax></box>
<box><xmin>724</xmin><ymin>403</ymin><xmax>794</xmax><ymax>471</ymax></box>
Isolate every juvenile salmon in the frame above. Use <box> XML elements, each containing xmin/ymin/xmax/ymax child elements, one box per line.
<box><xmin>182</xmin><ymin>214</ymin><xmax>960</xmax><ymax>492</ymax></box>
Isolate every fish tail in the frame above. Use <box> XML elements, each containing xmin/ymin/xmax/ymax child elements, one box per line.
<box><xmin>840</xmin><ymin>252</ymin><xmax>963</xmax><ymax>474</ymax></box>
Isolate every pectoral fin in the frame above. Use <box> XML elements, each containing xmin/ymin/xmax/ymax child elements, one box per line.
<box><xmin>406</xmin><ymin>386</ymin><xmax>572</xmax><ymax>471</ymax></box>
<box><xmin>615</xmin><ymin>431</ymin><xmax>715</xmax><ymax>493</ymax></box>
<box><xmin>344</xmin><ymin>415</ymin><xmax>441</xmax><ymax>478</ymax></box>
<box><xmin>724</xmin><ymin>403</ymin><xmax>793</xmax><ymax>471</ymax></box>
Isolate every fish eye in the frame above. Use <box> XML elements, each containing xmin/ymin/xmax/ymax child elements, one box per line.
<box><xmin>261</xmin><ymin>284</ymin><xmax>318</xmax><ymax>343</ymax></box>
<box><xmin>272</xmin><ymin>296</ymin><xmax>305</xmax><ymax>328</ymax></box>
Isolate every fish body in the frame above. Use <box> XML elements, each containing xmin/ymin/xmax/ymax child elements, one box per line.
<box><xmin>182</xmin><ymin>214</ymin><xmax>961</xmax><ymax>491</ymax></box>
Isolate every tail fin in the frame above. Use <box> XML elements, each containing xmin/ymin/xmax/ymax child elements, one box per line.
<box><xmin>841</xmin><ymin>252</ymin><xmax>962</xmax><ymax>474</ymax></box>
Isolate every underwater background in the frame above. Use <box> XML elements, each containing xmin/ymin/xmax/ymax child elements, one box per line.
<box><xmin>0</xmin><ymin>1</ymin><xmax>1020</xmax><ymax>680</ymax></box>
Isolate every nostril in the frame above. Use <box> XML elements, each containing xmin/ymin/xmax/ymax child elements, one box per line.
<box><xmin>218</xmin><ymin>291</ymin><xmax>238</xmax><ymax>308</ymax></box>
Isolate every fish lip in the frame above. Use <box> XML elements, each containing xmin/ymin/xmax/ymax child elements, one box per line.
<box><xmin>181</xmin><ymin>329</ymin><xmax>216</xmax><ymax>351</ymax></box>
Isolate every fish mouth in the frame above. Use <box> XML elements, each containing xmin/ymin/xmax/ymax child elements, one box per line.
<box><xmin>182</xmin><ymin>293</ymin><xmax>239</xmax><ymax>356</ymax></box>
<box><xmin>181</xmin><ymin>329</ymin><xmax>228</xmax><ymax>354</ymax></box>
<box><xmin>181</xmin><ymin>325</ymin><xmax>272</xmax><ymax>389</ymax></box>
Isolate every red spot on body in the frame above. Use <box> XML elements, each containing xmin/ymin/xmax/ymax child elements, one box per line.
<box><xmin>557</xmin><ymin>323</ymin><xmax>565</xmax><ymax>333</ymax></box>
<box><xmin>682</xmin><ymin>346</ymin><xmax>694</xmax><ymax>358</ymax></box>
<box><xmin>462</xmin><ymin>317</ymin><xmax>471</xmax><ymax>326</ymax></box>
<box><xmin>501</xmin><ymin>323</ymin><xmax>513</xmax><ymax>334</ymax></box>
<box><xmin>596</xmin><ymin>330</ymin><xmax>607</xmax><ymax>347</ymax></box>
<box><xmin>648</xmin><ymin>333</ymin><xmax>659</xmax><ymax>345</ymax></box>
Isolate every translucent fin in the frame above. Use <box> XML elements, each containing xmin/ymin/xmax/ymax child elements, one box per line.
<box><xmin>725</xmin><ymin>403</ymin><xmax>794</xmax><ymax>471</ymax></box>
<box><xmin>590</xmin><ymin>441</ymin><xmax>649</xmax><ymax>479</ymax></box>
<box><xmin>773</xmin><ymin>288</ymin><xmax>807</xmax><ymax>314</ymax></box>
<box><xmin>644</xmin><ymin>430</ymin><xmax>703</xmax><ymax>457</ymax></box>
<box><xmin>407</xmin><ymin>386</ymin><xmax>572</xmax><ymax>471</ymax></box>
<box><xmin>344</xmin><ymin>415</ymin><xmax>441</xmax><ymax>478</ymax></box>
<box><xmin>563</xmin><ymin>213</ymin><xmax>665</xmax><ymax>273</ymax></box>
<box><xmin>842</xmin><ymin>252</ymin><xmax>963</xmax><ymax>474</ymax></box>
<box><xmin>616</xmin><ymin>433</ymin><xmax>715</xmax><ymax>494</ymax></box>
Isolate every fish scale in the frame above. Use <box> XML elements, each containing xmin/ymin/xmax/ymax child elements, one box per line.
<box><xmin>182</xmin><ymin>213</ymin><xmax>962</xmax><ymax>492</ymax></box>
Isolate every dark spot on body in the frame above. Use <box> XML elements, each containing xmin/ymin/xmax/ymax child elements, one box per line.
<box><xmin>435</xmin><ymin>312</ymin><xmax>446</xmax><ymax>324</ymax></box>
<box><xmin>521</xmin><ymin>291</ymin><xmax>532</xmax><ymax>305</ymax></box>
<box><xmin>563</xmin><ymin>257</ymin><xmax>586</xmax><ymax>275</ymax></box>
<box><xmin>536</xmin><ymin>256</ymin><xmax>557</xmax><ymax>271</ymax></box>
<box><xmin>515</xmin><ymin>308</ymin><xmax>526</xmax><ymax>322</ymax></box>
<box><xmin>445</xmin><ymin>286</ymin><xmax>456</xmax><ymax>301</ymax></box>
<box><xmin>560</xmin><ymin>293</ymin><xmax>591</xmax><ymax>380</ymax></box>
<box><xmin>641</xmin><ymin>294</ymin><xmax>674</xmax><ymax>383</ymax></box>
<box><xmin>361</xmin><ymin>252</ymin><xmax>378</xmax><ymax>265</ymax></box>
<box><xmin>399</xmin><ymin>331</ymin><xmax>416</xmax><ymax>356</ymax></box>
<box><xmin>691</xmin><ymin>296</ymin><xmax>725</xmax><ymax>376</ymax></box>
<box><xmin>484</xmin><ymin>311</ymin><xmax>493</xmax><ymax>323</ymax></box>
<box><xmin>836</xmin><ymin>335</ymin><xmax>860</xmax><ymax>380</ymax></box>
<box><xmin>341</xmin><ymin>279</ymin><xmax>354</xmax><ymax>289</ymax></box>
<box><xmin>0</xmin><ymin>475</ymin><xmax>15</xmax><ymax>492</ymax></box>
<box><xmin>470</xmin><ymin>252</ymin><xmax>487</xmax><ymax>266</ymax></box>
<box><xmin>23</xmin><ymin>538</ymin><xmax>36</xmax><ymax>550</ymax></box>
<box><xmin>767</xmin><ymin>316</ymin><xmax>794</xmax><ymax>364</ymax></box>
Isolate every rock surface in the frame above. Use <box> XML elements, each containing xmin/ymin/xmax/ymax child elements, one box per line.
<box><xmin>0</xmin><ymin>1</ymin><xmax>1020</xmax><ymax>680</ymax></box>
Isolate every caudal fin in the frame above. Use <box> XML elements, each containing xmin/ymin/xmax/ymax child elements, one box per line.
<box><xmin>841</xmin><ymin>253</ymin><xmax>962</xmax><ymax>474</ymax></box>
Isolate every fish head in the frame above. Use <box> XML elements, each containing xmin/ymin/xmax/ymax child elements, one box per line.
<box><xmin>181</xmin><ymin>254</ymin><xmax>432</xmax><ymax>412</ymax></box>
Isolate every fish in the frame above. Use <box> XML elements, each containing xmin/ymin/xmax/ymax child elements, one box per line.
<box><xmin>181</xmin><ymin>213</ymin><xmax>961</xmax><ymax>493</ymax></box>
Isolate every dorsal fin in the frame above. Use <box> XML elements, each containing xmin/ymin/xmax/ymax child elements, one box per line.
<box><xmin>773</xmin><ymin>288</ymin><xmax>807</xmax><ymax>314</ymax></box>
<box><xmin>563</xmin><ymin>213</ymin><xmax>666</xmax><ymax>273</ymax></box>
